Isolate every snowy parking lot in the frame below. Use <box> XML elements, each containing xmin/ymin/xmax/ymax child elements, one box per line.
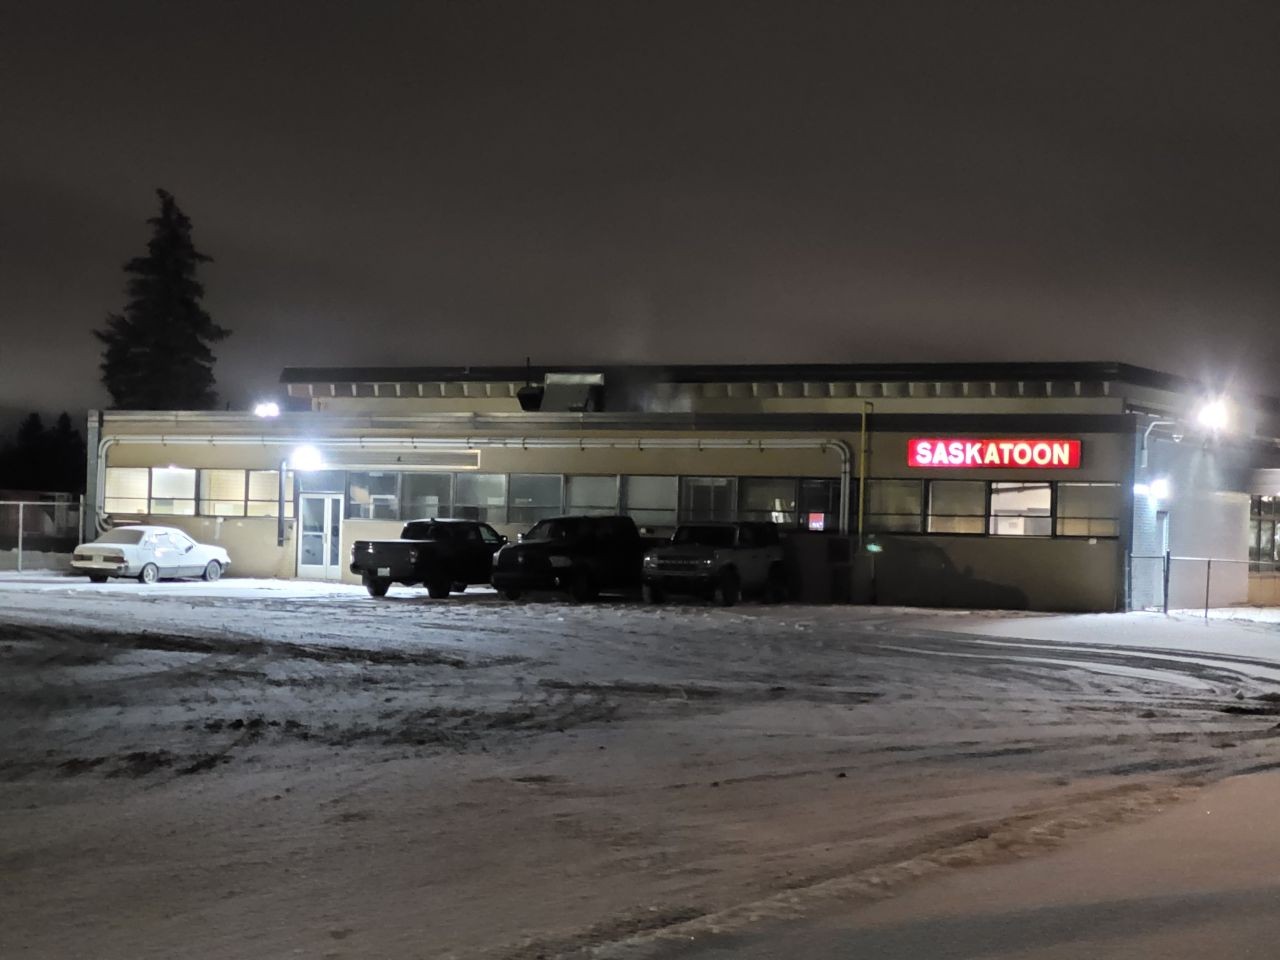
<box><xmin>4</xmin><ymin>575</ymin><xmax>1280</xmax><ymax>959</ymax></box>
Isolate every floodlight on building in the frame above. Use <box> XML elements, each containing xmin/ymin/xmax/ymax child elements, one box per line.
<box><xmin>290</xmin><ymin>444</ymin><xmax>324</xmax><ymax>471</ymax></box>
<box><xmin>254</xmin><ymin>401</ymin><xmax>281</xmax><ymax>418</ymax></box>
<box><xmin>1196</xmin><ymin>398</ymin><xmax>1229</xmax><ymax>432</ymax></box>
<box><xmin>1150</xmin><ymin>477</ymin><xmax>1171</xmax><ymax>501</ymax></box>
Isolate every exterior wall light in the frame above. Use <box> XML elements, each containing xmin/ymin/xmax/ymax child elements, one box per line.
<box><xmin>290</xmin><ymin>444</ymin><xmax>324</xmax><ymax>471</ymax></box>
<box><xmin>1196</xmin><ymin>398</ymin><xmax>1229</xmax><ymax>432</ymax></box>
<box><xmin>1150</xmin><ymin>477</ymin><xmax>1171</xmax><ymax>501</ymax></box>
<box><xmin>254</xmin><ymin>401</ymin><xmax>281</xmax><ymax>418</ymax></box>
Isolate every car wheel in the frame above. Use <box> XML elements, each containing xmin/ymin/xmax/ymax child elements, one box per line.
<box><xmin>427</xmin><ymin>576</ymin><xmax>452</xmax><ymax>600</ymax></box>
<box><xmin>138</xmin><ymin>563</ymin><xmax>159</xmax><ymax>585</ymax></box>
<box><xmin>202</xmin><ymin>561</ymin><xmax>223</xmax><ymax>582</ymax></box>
<box><xmin>570</xmin><ymin>569</ymin><xmax>600</xmax><ymax>603</ymax></box>
<box><xmin>364</xmin><ymin>576</ymin><xmax>391</xmax><ymax>598</ymax></box>
<box><xmin>716</xmin><ymin>568</ymin><xmax>740</xmax><ymax>607</ymax></box>
<box><xmin>88</xmin><ymin>574</ymin><xmax>109</xmax><ymax>584</ymax></box>
<box><xmin>643</xmin><ymin>582</ymin><xmax>666</xmax><ymax>604</ymax></box>
<box><xmin>501</xmin><ymin>589</ymin><xmax>524</xmax><ymax>602</ymax></box>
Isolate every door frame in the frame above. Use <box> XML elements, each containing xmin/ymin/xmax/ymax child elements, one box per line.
<box><xmin>297</xmin><ymin>493</ymin><xmax>344</xmax><ymax>580</ymax></box>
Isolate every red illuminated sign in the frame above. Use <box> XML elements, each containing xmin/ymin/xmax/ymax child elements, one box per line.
<box><xmin>907</xmin><ymin>438</ymin><xmax>1082</xmax><ymax>469</ymax></box>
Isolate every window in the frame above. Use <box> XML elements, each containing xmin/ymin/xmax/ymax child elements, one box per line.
<box><xmin>927</xmin><ymin>481</ymin><xmax>985</xmax><ymax>534</ymax></box>
<box><xmin>989</xmin><ymin>482</ymin><xmax>1051</xmax><ymax>536</ymax></box>
<box><xmin>508</xmin><ymin>474</ymin><xmax>563</xmax><ymax>525</ymax></box>
<box><xmin>149</xmin><ymin>467</ymin><xmax>196</xmax><ymax>515</ymax></box>
<box><xmin>680</xmin><ymin>477</ymin><xmax>736</xmax><ymax>522</ymax></box>
<box><xmin>673</xmin><ymin>525</ymin><xmax>736</xmax><ymax>548</ymax></box>
<box><xmin>200</xmin><ymin>469</ymin><xmax>247</xmax><ymax>517</ymax></box>
<box><xmin>566</xmin><ymin>475</ymin><xmax>618</xmax><ymax>515</ymax></box>
<box><xmin>798</xmin><ymin>478</ymin><xmax>841</xmax><ymax>532</ymax></box>
<box><xmin>865</xmin><ymin>479</ymin><xmax>923</xmax><ymax>533</ymax></box>
<box><xmin>1251</xmin><ymin>497</ymin><xmax>1280</xmax><ymax>564</ymax></box>
<box><xmin>1056</xmin><ymin>483</ymin><xmax>1121</xmax><ymax>537</ymax></box>
<box><xmin>739</xmin><ymin>478</ymin><xmax>797</xmax><ymax>524</ymax></box>
<box><xmin>623</xmin><ymin>475</ymin><xmax>678</xmax><ymax>528</ymax></box>
<box><xmin>247</xmin><ymin>470</ymin><xmax>294</xmax><ymax>518</ymax></box>
<box><xmin>403</xmin><ymin>473</ymin><xmax>452</xmax><ymax>520</ymax></box>
<box><xmin>296</xmin><ymin>469</ymin><xmax>346</xmax><ymax>493</ymax></box>
<box><xmin>478</xmin><ymin>525</ymin><xmax>503</xmax><ymax>544</ymax></box>
<box><xmin>347</xmin><ymin>472</ymin><xmax>399</xmax><ymax>520</ymax></box>
<box><xmin>455</xmin><ymin>473</ymin><xmax>506</xmax><ymax>523</ymax></box>
<box><xmin>104</xmin><ymin>468</ymin><xmax>149</xmax><ymax>515</ymax></box>
<box><xmin>97</xmin><ymin>528</ymin><xmax>144</xmax><ymax>545</ymax></box>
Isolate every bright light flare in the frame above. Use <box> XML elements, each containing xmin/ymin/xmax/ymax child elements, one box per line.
<box><xmin>1197</xmin><ymin>398</ymin><xmax>1229</xmax><ymax>431</ymax></box>
<box><xmin>290</xmin><ymin>444</ymin><xmax>324</xmax><ymax>471</ymax></box>
<box><xmin>1150</xmin><ymin>477</ymin><xmax>1171</xmax><ymax>501</ymax></box>
<box><xmin>254</xmin><ymin>401</ymin><xmax>280</xmax><ymax>418</ymax></box>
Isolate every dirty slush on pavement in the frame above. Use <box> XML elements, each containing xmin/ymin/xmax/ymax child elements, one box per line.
<box><xmin>3</xmin><ymin>583</ymin><xmax>1280</xmax><ymax>959</ymax></box>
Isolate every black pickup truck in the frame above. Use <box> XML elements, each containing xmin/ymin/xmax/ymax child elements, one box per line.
<box><xmin>349</xmin><ymin>519</ymin><xmax>507</xmax><ymax>598</ymax></box>
<box><xmin>491</xmin><ymin>515</ymin><xmax>652</xmax><ymax>602</ymax></box>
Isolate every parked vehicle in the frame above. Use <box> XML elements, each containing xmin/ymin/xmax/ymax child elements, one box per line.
<box><xmin>642</xmin><ymin>521</ymin><xmax>788</xmax><ymax>605</ymax></box>
<box><xmin>491</xmin><ymin>515</ymin><xmax>649</xmax><ymax>602</ymax></box>
<box><xmin>349</xmin><ymin>518</ymin><xmax>507</xmax><ymax>598</ymax></box>
<box><xmin>71</xmin><ymin>525</ymin><xmax>231</xmax><ymax>584</ymax></box>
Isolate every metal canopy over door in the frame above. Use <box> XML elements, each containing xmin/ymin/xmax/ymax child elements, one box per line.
<box><xmin>298</xmin><ymin>493</ymin><xmax>343</xmax><ymax>580</ymax></box>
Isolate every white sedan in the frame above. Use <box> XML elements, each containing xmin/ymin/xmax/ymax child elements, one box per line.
<box><xmin>71</xmin><ymin>525</ymin><xmax>232</xmax><ymax>584</ymax></box>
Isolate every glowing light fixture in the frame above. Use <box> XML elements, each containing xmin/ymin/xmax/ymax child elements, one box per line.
<box><xmin>290</xmin><ymin>444</ymin><xmax>324</xmax><ymax>471</ymax></box>
<box><xmin>1150</xmin><ymin>477</ymin><xmax>1171</xmax><ymax>501</ymax></box>
<box><xmin>254</xmin><ymin>401</ymin><xmax>281</xmax><ymax>418</ymax></box>
<box><xmin>1196</xmin><ymin>398</ymin><xmax>1229</xmax><ymax>432</ymax></box>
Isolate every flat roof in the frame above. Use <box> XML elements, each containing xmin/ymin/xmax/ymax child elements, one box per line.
<box><xmin>280</xmin><ymin>361</ymin><xmax>1204</xmax><ymax>392</ymax></box>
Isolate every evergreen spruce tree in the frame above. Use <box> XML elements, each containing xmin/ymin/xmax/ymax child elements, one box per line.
<box><xmin>95</xmin><ymin>189</ymin><xmax>229</xmax><ymax>409</ymax></box>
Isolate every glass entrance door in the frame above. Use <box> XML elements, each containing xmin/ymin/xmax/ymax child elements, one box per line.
<box><xmin>298</xmin><ymin>493</ymin><xmax>343</xmax><ymax>580</ymax></box>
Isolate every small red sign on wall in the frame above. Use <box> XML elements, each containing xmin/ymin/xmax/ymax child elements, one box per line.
<box><xmin>907</xmin><ymin>438</ymin><xmax>1082</xmax><ymax>469</ymax></box>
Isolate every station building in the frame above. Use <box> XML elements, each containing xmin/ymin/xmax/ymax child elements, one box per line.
<box><xmin>84</xmin><ymin>362</ymin><xmax>1280</xmax><ymax>611</ymax></box>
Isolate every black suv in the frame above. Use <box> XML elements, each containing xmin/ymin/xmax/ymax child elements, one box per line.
<box><xmin>491</xmin><ymin>515</ymin><xmax>647</xmax><ymax>602</ymax></box>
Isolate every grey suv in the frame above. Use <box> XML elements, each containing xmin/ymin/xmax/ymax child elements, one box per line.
<box><xmin>642</xmin><ymin>521</ymin><xmax>788</xmax><ymax>605</ymax></box>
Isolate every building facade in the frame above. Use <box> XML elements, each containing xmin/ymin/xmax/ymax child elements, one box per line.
<box><xmin>85</xmin><ymin>362</ymin><xmax>1280</xmax><ymax>611</ymax></box>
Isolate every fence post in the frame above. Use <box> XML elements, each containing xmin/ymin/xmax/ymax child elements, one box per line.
<box><xmin>16</xmin><ymin>502</ymin><xmax>23</xmax><ymax>574</ymax></box>
<box><xmin>1204</xmin><ymin>558</ymin><xmax>1212</xmax><ymax>620</ymax></box>
<box><xmin>1162</xmin><ymin>551</ymin><xmax>1171</xmax><ymax>615</ymax></box>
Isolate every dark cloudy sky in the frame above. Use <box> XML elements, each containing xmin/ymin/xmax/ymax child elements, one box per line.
<box><xmin>3</xmin><ymin>0</ymin><xmax>1279</xmax><ymax>424</ymax></box>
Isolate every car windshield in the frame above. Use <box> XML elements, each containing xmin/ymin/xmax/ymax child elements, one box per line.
<box><xmin>95</xmin><ymin>529</ymin><xmax>144</xmax><ymax>545</ymax></box>
<box><xmin>525</xmin><ymin>519</ymin><xmax>584</xmax><ymax>541</ymax></box>
<box><xmin>672</xmin><ymin>525</ymin><xmax>735</xmax><ymax>547</ymax></box>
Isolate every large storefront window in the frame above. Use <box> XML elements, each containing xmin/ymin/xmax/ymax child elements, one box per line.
<box><xmin>927</xmin><ymin>481</ymin><xmax>985</xmax><ymax>534</ymax></box>
<box><xmin>566</xmin><ymin>476</ymin><xmax>619</xmax><ymax>515</ymax></box>
<box><xmin>200</xmin><ymin>469</ymin><xmax>247</xmax><ymax>516</ymax></box>
<box><xmin>680</xmin><ymin>477</ymin><xmax>736</xmax><ymax>522</ymax></box>
<box><xmin>738</xmin><ymin>478</ymin><xmax>797</xmax><ymax>525</ymax></box>
<box><xmin>865</xmin><ymin>479</ymin><xmax>923</xmax><ymax>533</ymax></box>
<box><xmin>149</xmin><ymin>467</ymin><xmax>196</xmax><ymax>515</ymax></box>
<box><xmin>1251</xmin><ymin>497</ymin><xmax>1280</xmax><ymax>563</ymax></box>
<box><xmin>347</xmin><ymin>472</ymin><xmax>399</xmax><ymax>520</ymax></box>
<box><xmin>623</xmin><ymin>476</ymin><xmax>678</xmax><ymax>528</ymax></box>
<box><xmin>508</xmin><ymin>474</ymin><xmax>563</xmax><ymax>525</ymax></box>
<box><xmin>1056</xmin><ymin>483</ymin><xmax>1121</xmax><ymax>537</ymax></box>
<box><xmin>246</xmin><ymin>470</ymin><xmax>294</xmax><ymax>518</ymax></box>
<box><xmin>798</xmin><ymin>478</ymin><xmax>841</xmax><ymax>532</ymax></box>
<box><xmin>402</xmin><ymin>473</ymin><xmax>452</xmax><ymax>520</ymax></box>
<box><xmin>989</xmin><ymin>482</ymin><xmax>1051</xmax><ymax>536</ymax></box>
<box><xmin>104</xmin><ymin>467</ymin><xmax>149</xmax><ymax>515</ymax></box>
<box><xmin>455</xmin><ymin>473</ymin><xmax>506</xmax><ymax>523</ymax></box>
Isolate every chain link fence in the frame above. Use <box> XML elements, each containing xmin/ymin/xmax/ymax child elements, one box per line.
<box><xmin>0</xmin><ymin>499</ymin><xmax>83</xmax><ymax>572</ymax></box>
<box><xmin>1132</xmin><ymin>553</ymin><xmax>1275</xmax><ymax>617</ymax></box>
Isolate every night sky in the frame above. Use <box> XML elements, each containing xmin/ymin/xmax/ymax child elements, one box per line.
<box><xmin>3</xmin><ymin>1</ymin><xmax>1279</xmax><ymax>426</ymax></box>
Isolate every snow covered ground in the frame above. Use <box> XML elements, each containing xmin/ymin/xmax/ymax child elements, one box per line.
<box><xmin>3</xmin><ymin>576</ymin><xmax>1280</xmax><ymax>958</ymax></box>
